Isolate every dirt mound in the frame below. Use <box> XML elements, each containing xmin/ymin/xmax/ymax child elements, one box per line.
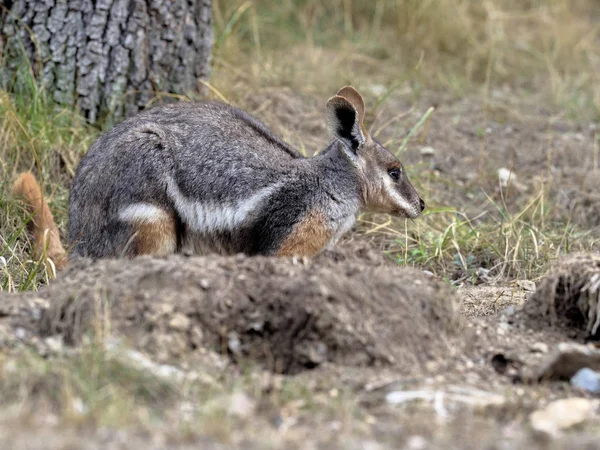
<box><xmin>523</xmin><ymin>253</ymin><xmax>600</xmax><ymax>339</ymax></box>
<box><xmin>1</xmin><ymin>245</ymin><xmax>462</xmax><ymax>374</ymax></box>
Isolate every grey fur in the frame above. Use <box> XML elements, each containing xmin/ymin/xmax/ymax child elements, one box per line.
<box><xmin>68</xmin><ymin>88</ymin><xmax>424</xmax><ymax>259</ymax></box>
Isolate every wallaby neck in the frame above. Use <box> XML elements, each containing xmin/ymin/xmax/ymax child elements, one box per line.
<box><xmin>310</xmin><ymin>140</ymin><xmax>363</xmax><ymax>208</ymax></box>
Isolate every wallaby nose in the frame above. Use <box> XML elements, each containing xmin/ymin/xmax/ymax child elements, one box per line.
<box><xmin>419</xmin><ymin>198</ymin><xmax>426</xmax><ymax>212</ymax></box>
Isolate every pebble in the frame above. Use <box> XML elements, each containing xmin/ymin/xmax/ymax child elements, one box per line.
<box><xmin>71</xmin><ymin>397</ymin><xmax>89</xmax><ymax>415</ymax></box>
<box><xmin>419</xmin><ymin>146</ymin><xmax>436</xmax><ymax>157</ymax></box>
<box><xmin>502</xmin><ymin>305</ymin><xmax>517</xmax><ymax>317</ymax></box>
<box><xmin>530</xmin><ymin>398</ymin><xmax>598</xmax><ymax>437</ymax></box>
<box><xmin>228</xmin><ymin>331</ymin><xmax>242</xmax><ymax>355</ymax></box>
<box><xmin>227</xmin><ymin>392</ymin><xmax>255</xmax><ymax>418</ymax></box>
<box><xmin>498</xmin><ymin>168</ymin><xmax>517</xmax><ymax>188</ymax></box>
<box><xmin>496</xmin><ymin>322</ymin><xmax>511</xmax><ymax>336</ymax></box>
<box><xmin>168</xmin><ymin>313</ymin><xmax>190</xmax><ymax>331</ymax></box>
<box><xmin>406</xmin><ymin>435</ymin><xmax>427</xmax><ymax>450</ymax></box>
<box><xmin>14</xmin><ymin>327</ymin><xmax>26</xmax><ymax>340</ymax></box>
<box><xmin>571</xmin><ymin>368</ymin><xmax>600</xmax><ymax>394</ymax></box>
<box><xmin>45</xmin><ymin>336</ymin><xmax>64</xmax><ymax>353</ymax></box>
<box><xmin>530</xmin><ymin>342</ymin><xmax>549</xmax><ymax>354</ymax></box>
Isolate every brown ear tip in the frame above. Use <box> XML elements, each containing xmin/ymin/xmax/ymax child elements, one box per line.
<box><xmin>336</xmin><ymin>85</ymin><xmax>354</xmax><ymax>93</ymax></box>
<box><xmin>326</xmin><ymin>95</ymin><xmax>357</xmax><ymax>111</ymax></box>
<box><xmin>336</xmin><ymin>85</ymin><xmax>362</xmax><ymax>96</ymax></box>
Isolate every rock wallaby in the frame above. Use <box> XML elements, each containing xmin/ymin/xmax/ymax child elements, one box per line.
<box><xmin>13</xmin><ymin>86</ymin><xmax>424</xmax><ymax>270</ymax></box>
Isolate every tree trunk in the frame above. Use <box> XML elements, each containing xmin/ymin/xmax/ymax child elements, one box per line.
<box><xmin>0</xmin><ymin>0</ymin><xmax>213</xmax><ymax>123</ymax></box>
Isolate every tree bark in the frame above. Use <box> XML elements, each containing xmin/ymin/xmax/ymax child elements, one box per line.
<box><xmin>0</xmin><ymin>0</ymin><xmax>213</xmax><ymax>123</ymax></box>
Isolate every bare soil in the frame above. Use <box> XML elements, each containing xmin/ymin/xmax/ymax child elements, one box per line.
<box><xmin>3</xmin><ymin>243</ymin><xmax>462</xmax><ymax>374</ymax></box>
<box><xmin>0</xmin><ymin>241</ymin><xmax>599</xmax><ymax>449</ymax></box>
<box><xmin>1</xmin><ymin>90</ymin><xmax>600</xmax><ymax>448</ymax></box>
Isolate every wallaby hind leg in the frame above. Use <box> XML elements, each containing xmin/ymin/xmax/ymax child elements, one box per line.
<box><xmin>277</xmin><ymin>210</ymin><xmax>332</xmax><ymax>257</ymax></box>
<box><xmin>119</xmin><ymin>203</ymin><xmax>177</xmax><ymax>257</ymax></box>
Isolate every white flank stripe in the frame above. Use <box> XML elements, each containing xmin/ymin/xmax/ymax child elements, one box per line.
<box><xmin>167</xmin><ymin>179</ymin><xmax>281</xmax><ymax>233</ymax></box>
<box><xmin>119</xmin><ymin>203</ymin><xmax>168</xmax><ymax>223</ymax></box>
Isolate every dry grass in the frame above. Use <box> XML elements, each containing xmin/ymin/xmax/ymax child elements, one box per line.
<box><xmin>374</xmin><ymin>172</ymin><xmax>599</xmax><ymax>282</ymax></box>
<box><xmin>1</xmin><ymin>0</ymin><xmax>599</xmax><ymax>289</ymax></box>
<box><xmin>213</xmin><ymin>0</ymin><xmax>600</xmax><ymax>118</ymax></box>
<box><xmin>0</xmin><ymin>78</ymin><xmax>95</xmax><ymax>290</ymax></box>
<box><xmin>0</xmin><ymin>342</ymin><xmax>366</xmax><ymax>445</ymax></box>
<box><xmin>1</xmin><ymin>2</ymin><xmax>599</xmax><ymax>445</ymax></box>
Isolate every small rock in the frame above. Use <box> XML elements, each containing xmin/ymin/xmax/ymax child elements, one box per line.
<box><xmin>228</xmin><ymin>392</ymin><xmax>255</xmax><ymax>418</ymax></box>
<box><xmin>14</xmin><ymin>327</ymin><xmax>26</xmax><ymax>340</ymax></box>
<box><xmin>356</xmin><ymin>441</ymin><xmax>382</xmax><ymax>450</ymax></box>
<box><xmin>422</xmin><ymin>270</ymin><xmax>434</xmax><ymax>278</ymax></box>
<box><xmin>571</xmin><ymin>368</ymin><xmax>600</xmax><ymax>394</ymax></box>
<box><xmin>31</xmin><ymin>308</ymin><xmax>42</xmax><ymax>321</ymax></box>
<box><xmin>158</xmin><ymin>304</ymin><xmax>174</xmax><ymax>315</ymax></box>
<box><xmin>530</xmin><ymin>342</ymin><xmax>549</xmax><ymax>354</ymax></box>
<box><xmin>328</xmin><ymin>420</ymin><xmax>342</xmax><ymax>431</ymax></box>
<box><xmin>0</xmin><ymin>256</ymin><xmax>6</xmax><ymax>269</ymax></box>
<box><xmin>406</xmin><ymin>435</ymin><xmax>427</xmax><ymax>450</ymax></box>
<box><xmin>71</xmin><ymin>397</ymin><xmax>88</xmax><ymax>416</ymax></box>
<box><xmin>228</xmin><ymin>331</ymin><xmax>242</xmax><ymax>355</ymax></box>
<box><xmin>419</xmin><ymin>146</ymin><xmax>436</xmax><ymax>157</ymax></box>
<box><xmin>498</xmin><ymin>168</ymin><xmax>516</xmax><ymax>188</ymax></box>
<box><xmin>45</xmin><ymin>336</ymin><xmax>64</xmax><ymax>353</ymax></box>
<box><xmin>502</xmin><ymin>305</ymin><xmax>517</xmax><ymax>317</ymax></box>
<box><xmin>496</xmin><ymin>322</ymin><xmax>510</xmax><ymax>336</ymax></box>
<box><xmin>476</xmin><ymin>267</ymin><xmax>491</xmax><ymax>282</ymax></box>
<box><xmin>168</xmin><ymin>313</ymin><xmax>190</xmax><ymax>331</ymax></box>
<box><xmin>530</xmin><ymin>398</ymin><xmax>598</xmax><ymax>437</ymax></box>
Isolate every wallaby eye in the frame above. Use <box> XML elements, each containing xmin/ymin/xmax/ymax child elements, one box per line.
<box><xmin>388</xmin><ymin>167</ymin><xmax>401</xmax><ymax>181</ymax></box>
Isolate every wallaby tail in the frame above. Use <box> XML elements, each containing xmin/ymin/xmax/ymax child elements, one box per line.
<box><xmin>11</xmin><ymin>172</ymin><xmax>67</xmax><ymax>273</ymax></box>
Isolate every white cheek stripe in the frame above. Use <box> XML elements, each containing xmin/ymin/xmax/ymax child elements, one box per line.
<box><xmin>119</xmin><ymin>203</ymin><xmax>169</xmax><ymax>223</ymax></box>
<box><xmin>383</xmin><ymin>176</ymin><xmax>419</xmax><ymax>216</ymax></box>
<box><xmin>167</xmin><ymin>179</ymin><xmax>282</xmax><ymax>233</ymax></box>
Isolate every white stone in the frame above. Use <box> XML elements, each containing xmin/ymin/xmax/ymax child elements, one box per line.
<box><xmin>530</xmin><ymin>342</ymin><xmax>549</xmax><ymax>354</ymax></box>
<box><xmin>498</xmin><ymin>168</ymin><xmax>517</xmax><ymax>188</ymax></box>
<box><xmin>530</xmin><ymin>398</ymin><xmax>598</xmax><ymax>437</ymax></box>
<box><xmin>227</xmin><ymin>392</ymin><xmax>255</xmax><ymax>418</ymax></box>
<box><xmin>168</xmin><ymin>313</ymin><xmax>190</xmax><ymax>331</ymax></box>
<box><xmin>419</xmin><ymin>146</ymin><xmax>436</xmax><ymax>157</ymax></box>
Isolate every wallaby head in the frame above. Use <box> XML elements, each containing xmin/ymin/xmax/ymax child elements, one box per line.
<box><xmin>326</xmin><ymin>86</ymin><xmax>425</xmax><ymax>218</ymax></box>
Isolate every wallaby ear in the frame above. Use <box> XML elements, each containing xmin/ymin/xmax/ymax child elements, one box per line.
<box><xmin>326</xmin><ymin>95</ymin><xmax>366</xmax><ymax>152</ymax></box>
<box><xmin>335</xmin><ymin>86</ymin><xmax>366</xmax><ymax>125</ymax></box>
